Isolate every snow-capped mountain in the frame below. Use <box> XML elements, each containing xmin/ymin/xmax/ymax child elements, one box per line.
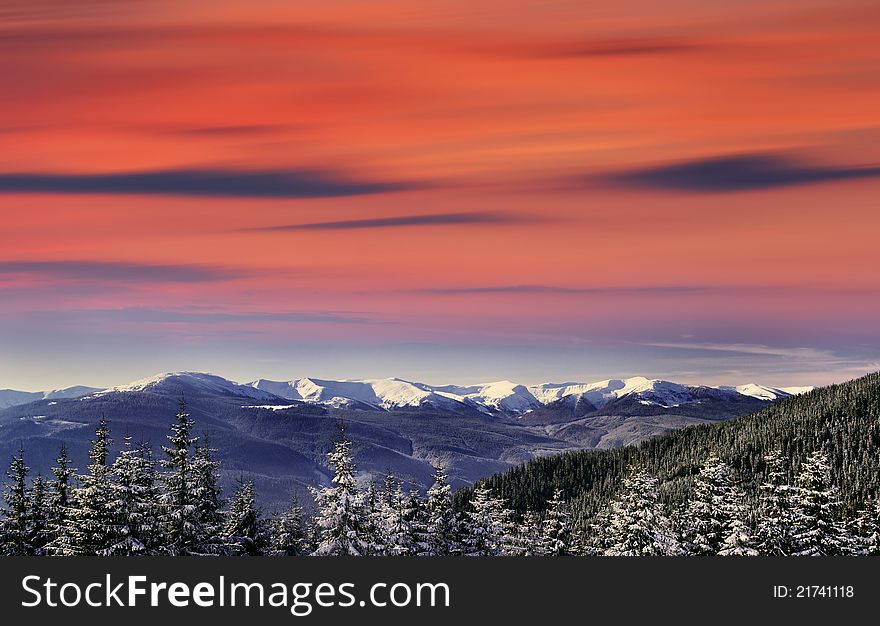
<box><xmin>92</xmin><ymin>372</ymin><xmax>281</xmax><ymax>402</ymax></box>
<box><xmin>249</xmin><ymin>374</ymin><xmax>813</xmax><ymax>416</ymax></box>
<box><xmin>0</xmin><ymin>385</ymin><xmax>102</xmax><ymax>409</ymax></box>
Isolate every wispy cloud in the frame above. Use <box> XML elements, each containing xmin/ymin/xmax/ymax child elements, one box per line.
<box><xmin>0</xmin><ymin>260</ymin><xmax>245</xmax><ymax>283</ymax></box>
<box><xmin>408</xmin><ymin>285</ymin><xmax>710</xmax><ymax>295</ymax></box>
<box><xmin>27</xmin><ymin>307</ymin><xmax>383</xmax><ymax>326</ymax></box>
<box><xmin>642</xmin><ymin>341</ymin><xmax>837</xmax><ymax>361</ymax></box>
<box><xmin>548</xmin><ymin>37</ymin><xmax>708</xmax><ymax>58</ymax></box>
<box><xmin>0</xmin><ymin>168</ymin><xmax>415</xmax><ymax>199</ymax></box>
<box><xmin>250</xmin><ymin>212</ymin><xmax>524</xmax><ymax>231</ymax></box>
<box><xmin>600</xmin><ymin>152</ymin><xmax>880</xmax><ymax>193</ymax></box>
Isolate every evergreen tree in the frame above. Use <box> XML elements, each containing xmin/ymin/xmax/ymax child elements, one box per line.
<box><xmin>463</xmin><ymin>486</ymin><xmax>515</xmax><ymax>556</ymax></box>
<box><xmin>189</xmin><ymin>436</ymin><xmax>224</xmax><ymax>553</ymax></box>
<box><xmin>1</xmin><ymin>450</ymin><xmax>31</xmax><ymax>555</ymax></box>
<box><xmin>223</xmin><ymin>480</ymin><xmax>265</xmax><ymax>555</ymax></box>
<box><xmin>53</xmin><ymin>420</ymin><xmax>115</xmax><ymax>555</ymax></box>
<box><xmin>680</xmin><ymin>456</ymin><xmax>755</xmax><ymax>555</ymax></box>
<box><xmin>269</xmin><ymin>497</ymin><xmax>308</xmax><ymax>556</ymax></box>
<box><xmin>513</xmin><ymin>510</ymin><xmax>543</xmax><ymax>556</ymax></box>
<box><xmin>791</xmin><ymin>451</ymin><xmax>852</xmax><ymax>556</ymax></box>
<box><xmin>47</xmin><ymin>444</ymin><xmax>75</xmax><ymax>544</ymax></box>
<box><xmin>540</xmin><ymin>488</ymin><xmax>571</xmax><ymax>556</ymax></box>
<box><xmin>29</xmin><ymin>475</ymin><xmax>50</xmax><ymax>554</ymax></box>
<box><xmin>603</xmin><ymin>467</ymin><xmax>681</xmax><ymax>556</ymax></box>
<box><xmin>310</xmin><ymin>430</ymin><xmax>370</xmax><ymax>556</ymax></box>
<box><xmin>108</xmin><ymin>437</ymin><xmax>160</xmax><ymax>555</ymax></box>
<box><xmin>423</xmin><ymin>466</ymin><xmax>460</xmax><ymax>556</ymax></box>
<box><xmin>755</xmin><ymin>450</ymin><xmax>798</xmax><ymax>555</ymax></box>
<box><xmin>382</xmin><ymin>481</ymin><xmax>416</xmax><ymax>556</ymax></box>
<box><xmin>360</xmin><ymin>480</ymin><xmax>383</xmax><ymax>556</ymax></box>
<box><xmin>159</xmin><ymin>402</ymin><xmax>200</xmax><ymax>554</ymax></box>
<box><xmin>851</xmin><ymin>499</ymin><xmax>880</xmax><ymax>555</ymax></box>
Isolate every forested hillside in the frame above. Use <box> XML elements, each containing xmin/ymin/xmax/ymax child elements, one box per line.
<box><xmin>460</xmin><ymin>372</ymin><xmax>880</xmax><ymax>524</ymax></box>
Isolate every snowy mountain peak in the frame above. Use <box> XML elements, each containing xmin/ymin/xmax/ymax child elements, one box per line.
<box><xmin>94</xmin><ymin>372</ymin><xmax>280</xmax><ymax>401</ymax></box>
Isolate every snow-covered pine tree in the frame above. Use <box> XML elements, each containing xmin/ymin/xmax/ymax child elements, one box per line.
<box><xmin>754</xmin><ymin>449</ymin><xmax>798</xmax><ymax>555</ymax></box>
<box><xmin>53</xmin><ymin>420</ymin><xmax>116</xmax><ymax>555</ymax></box>
<box><xmin>107</xmin><ymin>437</ymin><xmax>161</xmax><ymax>555</ymax></box>
<box><xmin>791</xmin><ymin>450</ymin><xmax>853</xmax><ymax>556</ymax></box>
<box><xmin>718</xmin><ymin>509</ymin><xmax>759</xmax><ymax>556</ymax></box>
<box><xmin>189</xmin><ymin>436</ymin><xmax>224</xmax><ymax>553</ymax></box>
<box><xmin>513</xmin><ymin>510</ymin><xmax>543</xmax><ymax>556</ymax></box>
<box><xmin>310</xmin><ymin>430</ymin><xmax>370</xmax><ymax>556</ymax></box>
<box><xmin>47</xmin><ymin>444</ymin><xmax>75</xmax><ymax>544</ymax></box>
<box><xmin>223</xmin><ymin>480</ymin><xmax>265</xmax><ymax>555</ymax></box>
<box><xmin>29</xmin><ymin>475</ymin><xmax>50</xmax><ymax>554</ymax></box>
<box><xmin>463</xmin><ymin>486</ymin><xmax>516</xmax><ymax>556</ymax></box>
<box><xmin>850</xmin><ymin>499</ymin><xmax>880</xmax><ymax>555</ymax></box>
<box><xmin>540</xmin><ymin>488</ymin><xmax>571</xmax><ymax>556</ymax></box>
<box><xmin>403</xmin><ymin>488</ymin><xmax>428</xmax><ymax>555</ymax></box>
<box><xmin>603</xmin><ymin>466</ymin><xmax>681</xmax><ymax>556</ymax></box>
<box><xmin>269</xmin><ymin>497</ymin><xmax>308</xmax><ymax>556</ymax></box>
<box><xmin>159</xmin><ymin>402</ymin><xmax>200</xmax><ymax>555</ymax></box>
<box><xmin>583</xmin><ymin>505</ymin><xmax>612</xmax><ymax>555</ymax></box>
<box><xmin>681</xmin><ymin>456</ymin><xmax>756</xmax><ymax>555</ymax></box>
<box><xmin>380</xmin><ymin>480</ymin><xmax>415</xmax><ymax>556</ymax></box>
<box><xmin>0</xmin><ymin>449</ymin><xmax>31</xmax><ymax>555</ymax></box>
<box><xmin>360</xmin><ymin>479</ymin><xmax>383</xmax><ymax>556</ymax></box>
<box><xmin>423</xmin><ymin>465</ymin><xmax>460</xmax><ymax>556</ymax></box>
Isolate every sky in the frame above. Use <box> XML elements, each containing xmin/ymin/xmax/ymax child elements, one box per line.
<box><xmin>1</xmin><ymin>0</ymin><xmax>879</xmax><ymax>390</ymax></box>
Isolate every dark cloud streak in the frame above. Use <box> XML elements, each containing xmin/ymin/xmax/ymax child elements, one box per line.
<box><xmin>0</xmin><ymin>261</ymin><xmax>245</xmax><ymax>283</ymax></box>
<box><xmin>251</xmin><ymin>212</ymin><xmax>526</xmax><ymax>231</ymax></box>
<box><xmin>0</xmin><ymin>168</ymin><xmax>414</xmax><ymax>198</ymax></box>
<box><xmin>600</xmin><ymin>153</ymin><xmax>880</xmax><ymax>193</ymax></box>
<box><xmin>409</xmin><ymin>285</ymin><xmax>711</xmax><ymax>295</ymax></box>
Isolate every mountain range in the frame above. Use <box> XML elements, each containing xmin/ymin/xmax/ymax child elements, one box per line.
<box><xmin>0</xmin><ymin>371</ymin><xmax>811</xmax><ymax>509</ymax></box>
<box><xmin>5</xmin><ymin>372</ymin><xmax>810</xmax><ymax>416</ymax></box>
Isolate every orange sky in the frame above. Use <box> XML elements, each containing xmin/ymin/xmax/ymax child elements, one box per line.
<box><xmin>1</xmin><ymin>0</ymin><xmax>879</xmax><ymax>389</ymax></box>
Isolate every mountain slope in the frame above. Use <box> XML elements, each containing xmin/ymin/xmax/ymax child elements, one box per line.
<box><xmin>0</xmin><ymin>385</ymin><xmax>101</xmax><ymax>409</ymax></box>
<box><xmin>461</xmin><ymin>371</ymin><xmax>880</xmax><ymax>523</ymax></box>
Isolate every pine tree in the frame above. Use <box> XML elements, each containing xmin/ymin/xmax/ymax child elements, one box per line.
<box><xmin>159</xmin><ymin>402</ymin><xmax>200</xmax><ymax>555</ymax></box>
<box><xmin>361</xmin><ymin>479</ymin><xmax>384</xmax><ymax>555</ymax></box>
<box><xmin>603</xmin><ymin>467</ymin><xmax>681</xmax><ymax>556</ymax></box>
<box><xmin>189</xmin><ymin>436</ymin><xmax>224</xmax><ymax>553</ymax></box>
<box><xmin>310</xmin><ymin>430</ymin><xmax>370</xmax><ymax>556</ymax></box>
<box><xmin>269</xmin><ymin>497</ymin><xmax>308</xmax><ymax>556</ymax></box>
<box><xmin>47</xmin><ymin>444</ymin><xmax>75</xmax><ymax>545</ymax></box>
<box><xmin>423</xmin><ymin>466</ymin><xmax>460</xmax><ymax>556</ymax></box>
<box><xmin>851</xmin><ymin>499</ymin><xmax>880</xmax><ymax>555</ymax></box>
<box><xmin>791</xmin><ymin>451</ymin><xmax>852</xmax><ymax>556</ymax></box>
<box><xmin>754</xmin><ymin>450</ymin><xmax>798</xmax><ymax>555</ymax></box>
<box><xmin>1</xmin><ymin>449</ymin><xmax>31</xmax><ymax>555</ymax></box>
<box><xmin>681</xmin><ymin>456</ymin><xmax>755</xmax><ymax>555</ymax></box>
<box><xmin>107</xmin><ymin>437</ymin><xmax>160</xmax><ymax>555</ymax></box>
<box><xmin>463</xmin><ymin>486</ymin><xmax>516</xmax><ymax>556</ymax></box>
<box><xmin>29</xmin><ymin>475</ymin><xmax>50</xmax><ymax>554</ymax></box>
<box><xmin>540</xmin><ymin>488</ymin><xmax>571</xmax><ymax>556</ymax></box>
<box><xmin>382</xmin><ymin>481</ymin><xmax>416</xmax><ymax>556</ymax></box>
<box><xmin>53</xmin><ymin>420</ymin><xmax>115</xmax><ymax>555</ymax></box>
<box><xmin>513</xmin><ymin>510</ymin><xmax>543</xmax><ymax>556</ymax></box>
<box><xmin>223</xmin><ymin>480</ymin><xmax>265</xmax><ymax>555</ymax></box>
